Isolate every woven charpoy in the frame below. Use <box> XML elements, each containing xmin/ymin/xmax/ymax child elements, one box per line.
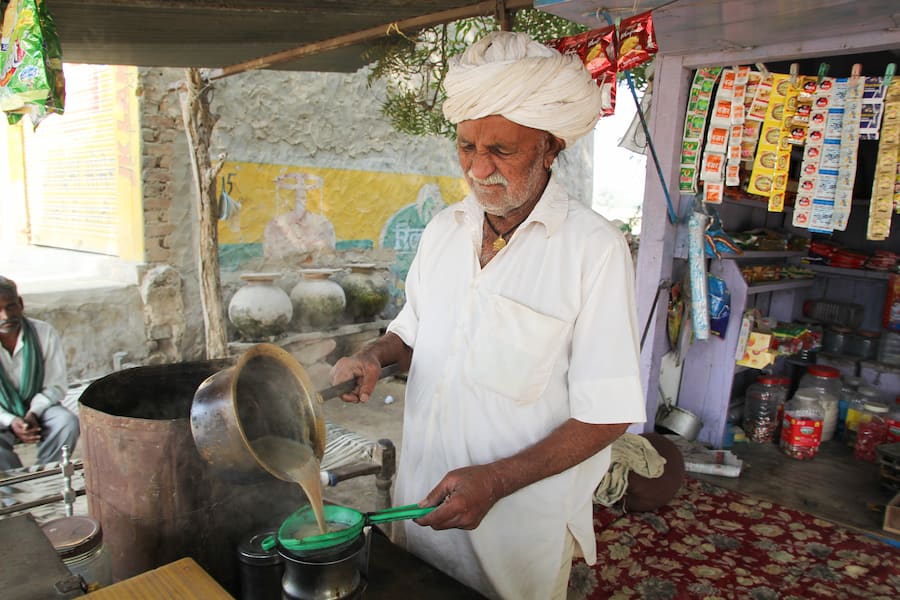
<box><xmin>569</xmin><ymin>477</ymin><xmax>900</xmax><ymax>600</ymax></box>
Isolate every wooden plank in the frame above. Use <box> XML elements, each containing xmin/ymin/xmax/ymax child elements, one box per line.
<box><xmin>636</xmin><ymin>52</ymin><xmax>691</xmax><ymax>433</ymax></box>
<box><xmin>208</xmin><ymin>0</ymin><xmax>533</xmax><ymax>80</ymax></box>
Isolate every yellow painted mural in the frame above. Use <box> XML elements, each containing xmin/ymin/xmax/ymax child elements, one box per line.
<box><xmin>216</xmin><ymin>161</ymin><xmax>468</xmax><ymax>247</ymax></box>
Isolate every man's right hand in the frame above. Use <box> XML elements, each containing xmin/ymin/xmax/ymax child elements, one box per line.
<box><xmin>11</xmin><ymin>413</ymin><xmax>41</xmax><ymax>443</ymax></box>
<box><xmin>330</xmin><ymin>353</ymin><xmax>383</xmax><ymax>404</ymax></box>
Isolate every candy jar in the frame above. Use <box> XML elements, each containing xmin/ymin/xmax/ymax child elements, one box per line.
<box><xmin>743</xmin><ymin>375</ymin><xmax>788</xmax><ymax>443</ymax></box>
<box><xmin>780</xmin><ymin>389</ymin><xmax>824</xmax><ymax>460</ymax></box>
<box><xmin>853</xmin><ymin>402</ymin><xmax>889</xmax><ymax>462</ymax></box>
<box><xmin>798</xmin><ymin>365</ymin><xmax>842</xmax><ymax>442</ymax></box>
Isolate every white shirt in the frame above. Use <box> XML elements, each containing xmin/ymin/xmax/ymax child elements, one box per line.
<box><xmin>0</xmin><ymin>318</ymin><xmax>68</xmax><ymax>428</ymax></box>
<box><xmin>388</xmin><ymin>175</ymin><xmax>646</xmax><ymax>599</ymax></box>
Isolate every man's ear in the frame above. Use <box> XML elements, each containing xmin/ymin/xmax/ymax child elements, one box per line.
<box><xmin>544</xmin><ymin>135</ymin><xmax>565</xmax><ymax>170</ymax></box>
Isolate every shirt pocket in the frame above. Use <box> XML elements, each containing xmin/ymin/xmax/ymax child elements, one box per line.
<box><xmin>466</xmin><ymin>294</ymin><xmax>570</xmax><ymax>405</ymax></box>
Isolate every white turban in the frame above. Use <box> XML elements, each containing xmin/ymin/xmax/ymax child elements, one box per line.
<box><xmin>442</xmin><ymin>31</ymin><xmax>603</xmax><ymax>146</ymax></box>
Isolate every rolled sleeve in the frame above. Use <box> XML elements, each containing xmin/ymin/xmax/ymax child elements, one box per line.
<box><xmin>568</xmin><ymin>235</ymin><xmax>646</xmax><ymax>425</ymax></box>
<box><xmin>28</xmin><ymin>321</ymin><xmax>68</xmax><ymax>419</ymax></box>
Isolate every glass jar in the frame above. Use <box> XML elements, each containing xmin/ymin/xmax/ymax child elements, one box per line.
<box><xmin>41</xmin><ymin>516</ymin><xmax>112</xmax><ymax>592</ymax></box>
<box><xmin>780</xmin><ymin>389</ymin><xmax>824</xmax><ymax>460</ymax></box>
<box><xmin>798</xmin><ymin>365</ymin><xmax>842</xmax><ymax>442</ymax></box>
<box><xmin>743</xmin><ymin>375</ymin><xmax>789</xmax><ymax>443</ymax></box>
<box><xmin>853</xmin><ymin>402</ymin><xmax>889</xmax><ymax>462</ymax></box>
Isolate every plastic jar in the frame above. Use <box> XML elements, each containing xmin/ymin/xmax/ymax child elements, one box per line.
<box><xmin>41</xmin><ymin>516</ymin><xmax>112</xmax><ymax>591</ymax></box>
<box><xmin>780</xmin><ymin>389</ymin><xmax>824</xmax><ymax>460</ymax></box>
<box><xmin>837</xmin><ymin>376</ymin><xmax>863</xmax><ymax>440</ymax></box>
<box><xmin>887</xmin><ymin>400</ymin><xmax>900</xmax><ymax>443</ymax></box>
<box><xmin>798</xmin><ymin>365</ymin><xmax>842</xmax><ymax>441</ymax></box>
<box><xmin>847</xmin><ymin>386</ymin><xmax>882</xmax><ymax>448</ymax></box>
<box><xmin>853</xmin><ymin>402</ymin><xmax>889</xmax><ymax>462</ymax></box>
<box><xmin>743</xmin><ymin>375</ymin><xmax>789</xmax><ymax>443</ymax></box>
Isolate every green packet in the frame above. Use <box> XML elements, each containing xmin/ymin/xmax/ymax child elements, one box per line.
<box><xmin>0</xmin><ymin>0</ymin><xmax>65</xmax><ymax>126</ymax></box>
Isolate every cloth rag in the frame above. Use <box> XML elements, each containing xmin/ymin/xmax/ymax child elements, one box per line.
<box><xmin>593</xmin><ymin>432</ymin><xmax>667</xmax><ymax>506</ymax></box>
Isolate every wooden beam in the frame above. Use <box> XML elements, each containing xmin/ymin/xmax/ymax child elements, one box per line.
<box><xmin>178</xmin><ymin>68</ymin><xmax>228</xmax><ymax>359</ymax></box>
<box><xmin>208</xmin><ymin>0</ymin><xmax>533</xmax><ymax>80</ymax></box>
<box><xmin>496</xmin><ymin>0</ymin><xmax>510</xmax><ymax>31</ymax></box>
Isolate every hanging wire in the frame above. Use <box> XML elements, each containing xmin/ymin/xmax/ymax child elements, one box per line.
<box><xmin>598</xmin><ymin>9</ymin><xmax>677</xmax><ymax>224</ymax></box>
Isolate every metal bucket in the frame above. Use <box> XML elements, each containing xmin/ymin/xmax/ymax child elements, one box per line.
<box><xmin>655</xmin><ymin>404</ymin><xmax>703</xmax><ymax>441</ymax></box>
<box><xmin>78</xmin><ymin>360</ymin><xmax>305</xmax><ymax>593</ymax></box>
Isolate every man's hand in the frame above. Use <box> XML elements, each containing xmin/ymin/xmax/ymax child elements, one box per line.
<box><xmin>11</xmin><ymin>413</ymin><xmax>41</xmax><ymax>444</ymax></box>
<box><xmin>330</xmin><ymin>353</ymin><xmax>382</xmax><ymax>403</ymax></box>
<box><xmin>415</xmin><ymin>464</ymin><xmax>506</xmax><ymax>531</ymax></box>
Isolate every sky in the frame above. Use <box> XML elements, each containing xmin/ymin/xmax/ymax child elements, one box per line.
<box><xmin>592</xmin><ymin>82</ymin><xmax>648</xmax><ymax>232</ymax></box>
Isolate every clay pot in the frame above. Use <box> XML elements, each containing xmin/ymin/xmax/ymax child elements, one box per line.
<box><xmin>228</xmin><ymin>272</ymin><xmax>293</xmax><ymax>340</ymax></box>
<box><xmin>290</xmin><ymin>268</ymin><xmax>346</xmax><ymax>331</ymax></box>
<box><xmin>339</xmin><ymin>264</ymin><xmax>390</xmax><ymax>323</ymax></box>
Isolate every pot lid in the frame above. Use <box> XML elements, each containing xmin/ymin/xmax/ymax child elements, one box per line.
<box><xmin>41</xmin><ymin>516</ymin><xmax>102</xmax><ymax>559</ymax></box>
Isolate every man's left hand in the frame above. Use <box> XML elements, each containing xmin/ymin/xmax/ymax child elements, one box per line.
<box><xmin>414</xmin><ymin>464</ymin><xmax>505</xmax><ymax>530</ymax></box>
<box><xmin>11</xmin><ymin>413</ymin><xmax>41</xmax><ymax>444</ymax></box>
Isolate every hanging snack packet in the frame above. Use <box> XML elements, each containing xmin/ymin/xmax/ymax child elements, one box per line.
<box><xmin>617</xmin><ymin>10</ymin><xmax>657</xmax><ymax>72</ymax></box>
<box><xmin>546</xmin><ymin>26</ymin><xmax>618</xmax><ymax>116</ymax></box>
<box><xmin>0</xmin><ymin>0</ymin><xmax>65</xmax><ymax>126</ymax></box>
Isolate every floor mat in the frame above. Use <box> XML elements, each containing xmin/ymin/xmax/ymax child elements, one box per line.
<box><xmin>568</xmin><ymin>477</ymin><xmax>900</xmax><ymax>600</ymax></box>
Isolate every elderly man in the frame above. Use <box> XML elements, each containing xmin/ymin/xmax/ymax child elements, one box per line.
<box><xmin>331</xmin><ymin>32</ymin><xmax>645</xmax><ymax>599</ymax></box>
<box><xmin>0</xmin><ymin>276</ymin><xmax>79</xmax><ymax>472</ymax></box>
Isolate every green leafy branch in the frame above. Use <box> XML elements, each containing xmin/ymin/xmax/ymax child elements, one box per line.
<box><xmin>365</xmin><ymin>10</ymin><xmax>653</xmax><ymax>139</ymax></box>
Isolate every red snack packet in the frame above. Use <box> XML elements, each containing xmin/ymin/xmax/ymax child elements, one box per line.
<box><xmin>546</xmin><ymin>26</ymin><xmax>616</xmax><ymax>79</ymax></box>
<box><xmin>583</xmin><ymin>25</ymin><xmax>617</xmax><ymax>80</ymax></box>
<box><xmin>617</xmin><ymin>10</ymin><xmax>658</xmax><ymax>71</ymax></box>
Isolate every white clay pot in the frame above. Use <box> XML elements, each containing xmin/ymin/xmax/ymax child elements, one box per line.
<box><xmin>339</xmin><ymin>264</ymin><xmax>390</xmax><ymax>323</ymax></box>
<box><xmin>290</xmin><ymin>268</ymin><xmax>346</xmax><ymax>331</ymax></box>
<box><xmin>228</xmin><ymin>272</ymin><xmax>293</xmax><ymax>340</ymax></box>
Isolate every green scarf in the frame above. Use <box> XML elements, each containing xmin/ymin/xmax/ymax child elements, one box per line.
<box><xmin>0</xmin><ymin>318</ymin><xmax>45</xmax><ymax>417</ymax></box>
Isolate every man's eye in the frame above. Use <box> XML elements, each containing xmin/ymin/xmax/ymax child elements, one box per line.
<box><xmin>459</xmin><ymin>144</ymin><xmax>475</xmax><ymax>152</ymax></box>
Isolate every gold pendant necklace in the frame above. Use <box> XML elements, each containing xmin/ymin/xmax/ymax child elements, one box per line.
<box><xmin>485</xmin><ymin>213</ymin><xmax>528</xmax><ymax>253</ymax></box>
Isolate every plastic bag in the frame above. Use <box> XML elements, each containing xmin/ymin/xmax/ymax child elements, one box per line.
<box><xmin>707</xmin><ymin>274</ymin><xmax>731</xmax><ymax>338</ymax></box>
<box><xmin>0</xmin><ymin>0</ymin><xmax>65</xmax><ymax>127</ymax></box>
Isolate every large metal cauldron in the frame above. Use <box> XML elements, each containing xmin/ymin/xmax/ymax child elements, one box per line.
<box><xmin>78</xmin><ymin>360</ymin><xmax>305</xmax><ymax>593</ymax></box>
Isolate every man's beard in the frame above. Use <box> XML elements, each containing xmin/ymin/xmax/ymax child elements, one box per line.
<box><xmin>467</xmin><ymin>164</ymin><xmax>547</xmax><ymax>217</ymax></box>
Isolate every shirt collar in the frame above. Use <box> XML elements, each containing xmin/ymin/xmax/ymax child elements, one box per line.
<box><xmin>453</xmin><ymin>172</ymin><xmax>569</xmax><ymax>238</ymax></box>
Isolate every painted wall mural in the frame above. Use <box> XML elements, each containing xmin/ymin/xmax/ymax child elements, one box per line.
<box><xmin>217</xmin><ymin>161</ymin><xmax>468</xmax><ymax>313</ymax></box>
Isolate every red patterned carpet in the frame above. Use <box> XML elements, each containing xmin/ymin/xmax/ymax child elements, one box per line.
<box><xmin>568</xmin><ymin>478</ymin><xmax>900</xmax><ymax>599</ymax></box>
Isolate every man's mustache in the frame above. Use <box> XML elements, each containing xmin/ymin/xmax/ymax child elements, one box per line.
<box><xmin>0</xmin><ymin>318</ymin><xmax>21</xmax><ymax>327</ymax></box>
<box><xmin>467</xmin><ymin>170</ymin><xmax>508</xmax><ymax>186</ymax></box>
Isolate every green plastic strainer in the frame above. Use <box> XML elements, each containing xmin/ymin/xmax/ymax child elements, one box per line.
<box><xmin>263</xmin><ymin>503</ymin><xmax>435</xmax><ymax>553</ymax></box>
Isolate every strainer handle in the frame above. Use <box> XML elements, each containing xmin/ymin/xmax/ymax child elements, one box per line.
<box><xmin>366</xmin><ymin>503</ymin><xmax>435</xmax><ymax>525</ymax></box>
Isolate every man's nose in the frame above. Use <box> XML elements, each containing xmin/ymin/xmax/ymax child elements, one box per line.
<box><xmin>468</xmin><ymin>152</ymin><xmax>496</xmax><ymax>180</ymax></box>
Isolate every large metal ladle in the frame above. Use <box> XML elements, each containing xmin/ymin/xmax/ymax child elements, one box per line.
<box><xmin>190</xmin><ymin>343</ymin><xmax>400</xmax><ymax>484</ymax></box>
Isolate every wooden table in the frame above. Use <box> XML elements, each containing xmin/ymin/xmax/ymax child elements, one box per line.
<box><xmin>83</xmin><ymin>558</ymin><xmax>232</xmax><ymax>599</ymax></box>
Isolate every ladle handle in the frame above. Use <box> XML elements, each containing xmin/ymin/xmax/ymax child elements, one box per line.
<box><xmin>317</xmin><ymin>363</ymin><xmax>402</xmax><ymax>401</ymax></box>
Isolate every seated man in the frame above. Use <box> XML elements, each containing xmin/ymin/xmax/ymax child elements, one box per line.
<box><xmin>0</xmin><ymin>276</ymin><xmax>79</xmax><ymax>471</ymax></box>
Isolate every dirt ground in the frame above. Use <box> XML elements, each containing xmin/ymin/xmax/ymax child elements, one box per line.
<box><xmin>320</xmin><ymin>378</ymin><xmax>406</xmax><ymax>512</ymax></box>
